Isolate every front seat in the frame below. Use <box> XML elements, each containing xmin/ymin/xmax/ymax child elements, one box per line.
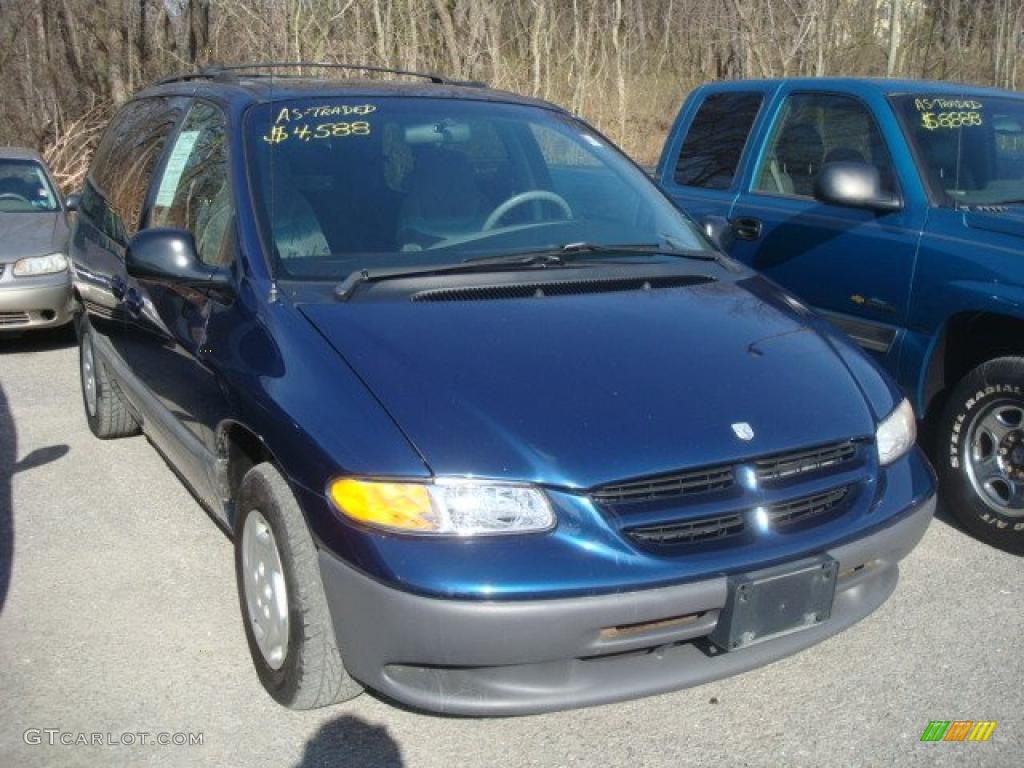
<box><xmin>399</xmin><ymin>148</ymin><xmax>485</xmax><ymax>242</ymax></box>
<box><xmin>264</xmin><ymin>165</ymin><xmax>331</xmax><ymax>262</ymax></box>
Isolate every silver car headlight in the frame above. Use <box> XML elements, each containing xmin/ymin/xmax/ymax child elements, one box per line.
<box><xmin>876</xmin><ymin>398</ymin><xmax>917</xmax><ymax>466</ymax></box>
<box><xmin>13</xmin><ymin>252</ymin><xmax>68</xmax><ymax>277</ymax></box>
<box><xmin>328</xmin><ymin>478</ymin><xmax>555</xmax><ymax>536</ymax></box>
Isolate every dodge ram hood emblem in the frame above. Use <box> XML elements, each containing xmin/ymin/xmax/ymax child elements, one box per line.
<box><xmin>732</xmin><ymin>422</ymin><xmax>755</xmax><ymax>441</ymax></box>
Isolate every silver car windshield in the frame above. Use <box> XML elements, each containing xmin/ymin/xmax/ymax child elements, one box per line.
<box><xmin>0</xmin><ymin>160</ymin><xmax>60</xmax><ymax>213</ymax></box>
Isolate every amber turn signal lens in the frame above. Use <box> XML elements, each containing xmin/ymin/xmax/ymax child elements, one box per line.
<box><xmin>328</xmin><ymin>479</ymin><xmax>437</xmax><ymax>532</ymax></box>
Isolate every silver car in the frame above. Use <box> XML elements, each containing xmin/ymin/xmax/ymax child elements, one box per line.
<box><xmin>0</xmin><ymin>147</ymin><xmax>74</xmax><ymax>332</ymax></box>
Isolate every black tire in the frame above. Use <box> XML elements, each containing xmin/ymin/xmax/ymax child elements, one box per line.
<box><xmin>234</xmin><ymin>463</ymin><xmax>363</xmax><ymax>709</ymax></box>
<box><xmin>938</xmin><ymin>357</ymin><xmax>1024</xmax><ymax>554</ymax></box>
<box><xmin>79</xmin><ymin>325</ymin><xmax>140</xmax><ymax>439</ymax></box>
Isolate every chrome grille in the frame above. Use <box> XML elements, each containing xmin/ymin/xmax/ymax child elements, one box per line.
<box><xmin>0</xmin><ymin>311</ymin><xmax>29</xmax><ymax>327</ymax></box>
<box><xmin>768</xmin><ymin>487</ymin><xmax>851</xmax><ymax>527</ymax></box>
<box><xmin>755</xmin><ymin>441</ymin><xmax>858</xmax><ymax>483</ymax></box>
<box><xmin>627</xmin><ymin>513</ymin><xmax>744</xmax><ymax>546</ymax></box>
<box><xmin>591</xmin><ymin>466</ymin><xmax>734</xmax><ymax>504</ymax></box>
<box><xmin>0</xmin><ymin>263</ymin><xmax>6</xmax><ymax>277</ymax></box>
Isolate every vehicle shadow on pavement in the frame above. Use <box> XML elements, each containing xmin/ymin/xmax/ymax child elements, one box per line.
<box><xmin>0</xmin><ymin>325</ymin><xmax>76</xmax><ymax>354</ymax></box>
<box><xmin>0</xmin><ymin>383</ymin><xmax>70</xmax><ymax>614</ymax></box>
<box><xmin>294</xmin><ymin>715</ymin><xmax>404</xmax><ymax>768</ymax></box>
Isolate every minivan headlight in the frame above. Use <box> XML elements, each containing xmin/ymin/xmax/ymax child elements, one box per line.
<box><xmin>13</xmin><ymin>252</ymin><xmax>68</xmax><ymax>277</ymax></box>
<box><xmin>876</xmin><ymin>399</ymin><xmax>916</xmax><ymax>466</ymax></box>
<box><xmin>328</xmin><ymin>478</ymin><xmax>555</xmax><ymax>535</ymax></box>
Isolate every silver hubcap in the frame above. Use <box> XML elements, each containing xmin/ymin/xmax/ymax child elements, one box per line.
<box><xmin>81</xmin><ymin>338</ymin><xmax>98</xmax><ymax>417</ymax></box>
<box><xmin>241</xmin><ymin>510</ymin><xmax>290</xmax><ymax>670</ymax></box>
<box><xmin>964</xmin><ymin>401</ymin><xmax>1024</xmax><ymax>517</ymax></box>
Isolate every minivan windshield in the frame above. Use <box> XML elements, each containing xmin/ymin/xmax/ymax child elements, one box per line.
<box><xmin>893</xmin><ymin>94</ymin><xmax>1024</xmax><ymax>207</ymax></box>
<box><xmin>0</xmin><ymin>159</ymin><xmax>60</xmax><ymax>213</ymax></box>
<box><xmin>245</xmin><ymin>97</ymin><xmax>709</xmax><ymax>280</ymax></box>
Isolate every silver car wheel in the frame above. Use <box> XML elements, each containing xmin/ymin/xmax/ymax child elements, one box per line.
<box><xmin>81</xmin><ymin>338</ymin><xmax>98</xmax><ymax>417</ymax></box>
<box><xmin>241</xmin><ymin>510</ymin><xmax>290</xmax><ymax>670</ymax></box>
<box><xmin>964</xmin><ymin>400</ymin><xmax>1024</xmax><ymax>517</ymax></box>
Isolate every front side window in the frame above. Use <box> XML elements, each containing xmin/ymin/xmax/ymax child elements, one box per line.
<box><xmin>85</xmin><ymin>97</ymin><xmax>187</xmax><ymax>244</ymax></box>
<box><xmin>245</xmin><ymin>97</ymin><xmax>709</xmax><ymax>280</ymax></box>
<box><xmin>754</xmin><ymin>93</ymin><xmax>897</xmax><ymax>199</ymax></box>
<box><xmin>0</xmin><ymin>160</ymin><xmax>60</xmax><ymax>212</ymax></box>
<box><xmin>150</xmin><ymin>101</ymin><xmax>234</xmax><ymax>266</ymax></box>
<box><xmin>893</xmin><ymin>94</ymin><xmax>1024</xmax><ymax>207</ymax></box>
<box><xmin>674</xmin><ymin>92</ymin><xmax>763</xmax><ymax>189</ymax></box>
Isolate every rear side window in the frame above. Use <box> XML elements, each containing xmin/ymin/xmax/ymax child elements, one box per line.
<box><xmin>674</xmin><ymin>92</ymin><xmax>763</xmax><ymax>189</ymax></box>
<box><xmin>85</xmin><ymin>97</ymin><xmax>187</xmax><ymax>244</ymax></box>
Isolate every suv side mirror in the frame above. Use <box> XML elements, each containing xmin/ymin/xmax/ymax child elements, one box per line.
<box><xmin>126</xmin><ymin>228</ymin><xmax>232</xmax><ymax>289</ymax></box>
<box><xmin>814</xmin><ymin>161</ymin><xmax>902</xmax><ymax>213</ymax></box>
<box><xmin>701</xmin><ymin>215</ymin><xmax>735</xmax><ymax>252</ymax></box>
<box><xmin>64</xmin><ymin>193</ymin><xmax>80</xmax><ymax>212</ymax></box>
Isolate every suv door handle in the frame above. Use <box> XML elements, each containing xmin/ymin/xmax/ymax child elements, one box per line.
<box><xmin>732</xmin><ymin>217</ymin><xmax>763</xmax><ymax>241</ymax></box>
<box><xmin>110</xmin><ymin>274</ymin><xmax>127</xmax><ymax>300</ymax></box>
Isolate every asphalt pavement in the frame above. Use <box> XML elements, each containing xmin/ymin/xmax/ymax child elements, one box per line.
<box><xmin>1</xmin><ymin>329</ymin><xmax>1021</xmax><ymax>768</ymax></box>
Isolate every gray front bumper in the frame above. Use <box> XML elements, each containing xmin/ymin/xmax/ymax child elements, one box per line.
<box><xmin>0</xmin><ymin>273</ymin><xmax>74</xmax><ymax>330</ymax></box>
<box><xmin>319</xmin><ymin>493</ymin><xmax>935</xmax><ymax>716</ymax></box>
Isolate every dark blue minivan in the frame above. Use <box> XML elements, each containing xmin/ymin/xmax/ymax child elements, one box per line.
<box><xmin>69</xmin><ymin>65</ymin><xmax>935</xmax><ymax>715</ymax></box>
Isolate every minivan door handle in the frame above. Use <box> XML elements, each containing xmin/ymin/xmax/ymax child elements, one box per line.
<box><xmin>110</xmin><ymin>274</ymin><xmax>127</xmax><ymax>301</ymax></box>
<box><xmin>732</xmin><ymin>217</ymin><xmax>763</xmax><ymax>241</ymax></box>
<box><xmin>123</xmin><ymin>287</ymin><xmax>143</xmax><ymax>317</ymax></box>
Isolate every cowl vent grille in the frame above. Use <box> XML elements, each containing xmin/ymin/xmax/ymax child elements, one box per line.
<box><xmin>410</xmin><ymin>275</ymin><xmax>713</xmax><ymax>302</ymax></box>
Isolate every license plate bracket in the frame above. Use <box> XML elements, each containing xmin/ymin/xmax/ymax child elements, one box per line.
<box><xmin>709</xmin><ymin>556</ymin><xmax>838</xmax><ymax>652</ymax></box>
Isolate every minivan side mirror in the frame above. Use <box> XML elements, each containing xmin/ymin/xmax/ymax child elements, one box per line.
<box><xmin>64</xmin><ymin>193</ymin><xmax>80</xmax><ymax>212</ymax></box>
<box><xmin>814</xmin><ymin>161</ymin><xmax>902</xmax><ymax>213</ymax></box>
<box><xmin>701</xmin><ymin>215</ymin><xmax>735</xmax><ymax>252</ymax></box>
<box><xmin>125</xmin><ymin>228</ymin><xmax>232</xmax><ymax>289</ymax></box>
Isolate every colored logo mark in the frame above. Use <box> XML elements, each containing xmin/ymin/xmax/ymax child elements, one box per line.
<box><xmin>920</xmin><ymin>720</ymin><xmax>997</xmax><ymax>742</ymax></box>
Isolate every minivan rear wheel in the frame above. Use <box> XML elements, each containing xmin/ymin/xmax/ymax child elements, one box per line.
<box><xmin>234</xmin><ymin>463</ymin><xmax>363</xmax><ymax>709</ymax></box>
<box><xmin>79</xmin><ymin>325</ymin><xmax>140</xmax><ymax>439</ymax></box>
<box><xmin>939</xmin><ymin>357</ymin><xmax>1024</xmax><ymax>554</ymax></box>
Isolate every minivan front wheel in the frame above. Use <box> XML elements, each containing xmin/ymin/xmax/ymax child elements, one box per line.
<box><xmin>234</xmin><ymin>463</ymin><xmax>363</xmax><ymax>709</ymax></box>
<box><xmin>939</xmin><ymin>357</ymin><xmax>1024</xmax><ymax>554</ymax></box>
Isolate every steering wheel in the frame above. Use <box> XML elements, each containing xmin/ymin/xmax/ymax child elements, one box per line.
<box><xmin>482</xmin><ymin>190</ymin><xmax>572</xmax><ymax>231</ymax></box>
<box><xmin>0</xmin><ymin>193</ymin><xmax>31</xmax><ymax>203</ymax></box>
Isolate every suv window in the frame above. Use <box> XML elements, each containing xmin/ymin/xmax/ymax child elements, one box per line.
<box><xmin>150</xmin><ymin>101</ymin><xmax>234</xmax><ymax>266</ymax></box>
<box><xmin>84</xmin><ymin>97</ymin><xmax>187</xmax><ymax>244</ymax></box>
<box><xmin>674</xmin><ymin>92</ymin><xmax>763</xmax><ymax>189</ymax></box>
<box><xmin>754</xmin><ymin>93</ymin><xmax>897</xmax><ymax>199</ymax></box>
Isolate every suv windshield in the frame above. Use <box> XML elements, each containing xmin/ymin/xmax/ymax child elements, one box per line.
<box><xmin>0</xmin><ymin>159</ymin><xmax>60</xmax><ymax>213</ymax></box>
<box><xmin>245</xmin><ymin>97</ymin><xmax>708</xmax><ymax>279</ymax></box>
<box><xmin>893</xmin><ymin>94</ymin><xmax>1024</xmax><ymax>207</ymax></box>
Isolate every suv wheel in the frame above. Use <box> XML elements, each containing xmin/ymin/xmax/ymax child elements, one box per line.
<box><xmin>234</xmin><ymin>462</ymin><xmax>363</xmax><ymax>709</ymax></box>
<box><xmin>79</xmin><ymin>325</ymin><xmax>140</xmax><ymax>439</ymax></box>
<box><xmin>939</xmin><ymin>357</ymin><xmax>1024</xmax><ymax>554</ymax></box>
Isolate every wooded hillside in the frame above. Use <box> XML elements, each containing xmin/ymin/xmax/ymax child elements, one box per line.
<box><xmin>1</xmin><ymin>0</ymin><xmax>1021</xmax><ymax>188</ymax></box>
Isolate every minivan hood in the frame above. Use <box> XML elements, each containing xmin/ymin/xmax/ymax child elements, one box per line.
<box><xmin>300</xmin><ymin>275</ymin><xmax>877</xmax><ymax>488</ymax></box>
<box><xmin>0</xmin><ymin>212</ymin><xmax>67</xmax><ymax>263</ymax></box>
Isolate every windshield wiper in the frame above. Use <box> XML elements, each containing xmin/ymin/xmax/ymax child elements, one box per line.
<box><xmin>466</xmin><ymin>239</ymin><xmax>739</xmax><ymax>271</ymax></box>
<box><xmin>334</xmin><ymin>252</ymin><xmax>591</xmax><ymax>300</ymax></box>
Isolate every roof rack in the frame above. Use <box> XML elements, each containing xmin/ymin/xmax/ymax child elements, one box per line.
<box><xmin>155</xmin><ymin>62</ymin><xmax>485</xmax><ymax>88</ymax></box>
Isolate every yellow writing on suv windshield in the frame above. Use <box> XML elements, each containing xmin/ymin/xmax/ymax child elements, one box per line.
<box><xmin>914</xmin><ymin>97</ymin><xmax>985</xmax><ymax>131</ymax></box>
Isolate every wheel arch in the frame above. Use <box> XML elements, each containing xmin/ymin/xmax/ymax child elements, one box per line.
<box><xmin>215</xmin><ymin>419</ymin><xmax>283</xmax><ymax>529</ymax></box>
<box><xmin>922</xmin><ymin>311</ymin><xmax>1024</xmax><ymax>418</ymax></box>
